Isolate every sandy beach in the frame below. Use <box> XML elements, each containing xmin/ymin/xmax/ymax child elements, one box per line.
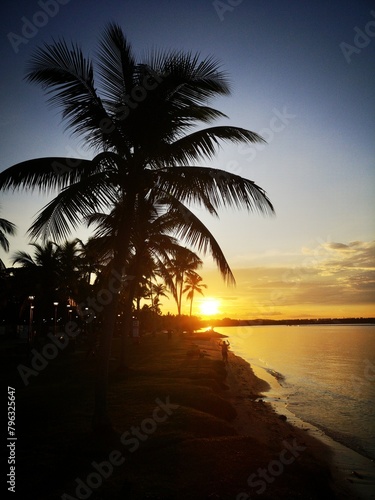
<box><xmin>3</xmin><ymin>330</ymin><xmax>366</xmax><ymax>499</ymax></box>
<box><xmin>192</xmin><ymin>334</ymin><xmax>339</xmax><ymax>499</ymax></box>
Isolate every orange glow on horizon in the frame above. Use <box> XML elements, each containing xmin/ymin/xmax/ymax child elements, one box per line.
<box><xmin>182</xmin><ymin>261</ymin><xmax>375</xmax><ymax>321</ymax></box>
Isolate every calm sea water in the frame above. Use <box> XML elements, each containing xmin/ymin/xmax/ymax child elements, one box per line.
<box><xmin>219</xmin><ymin>324</ymin><xmax>375</xmax><ymax>461</ymax></box>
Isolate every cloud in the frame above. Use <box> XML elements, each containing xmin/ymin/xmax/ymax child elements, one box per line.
<box><xmin>322</xmin><ymin>240</ymin><xmax>374</xmax><ymax>264</ymax></box>
<box><xmin>327</xmin><ymin>242</ymin><xmax>351</xmax><ymax>250</ymax></box>
<box><xmin>278</xmin><ymin>241</ymin><xmax>375</xmax><ymax>307</ymax></box>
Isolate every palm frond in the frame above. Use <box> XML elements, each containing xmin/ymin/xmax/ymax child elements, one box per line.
<box><xmin>164</xmin><ymin>200</ymin><xmax>235</xmax><ymax>285</ymax></box>
<box><xmin>152</xmin><ymin>126</ymin><xmax>265</xmax><ymax>165</ymax></box>
<box><xmin>0</xmin><ymin>152</ymin><xmax>127</xmax><ymax>194</ymax></box>
<box><xmin>0</xmin><ymin>157</ymin><xmax>91</xmax><ymax>193</ymax></box>
<box><xmin>25</xmin><ymin>39</ymin><xmax>119</xmax><ymax>150</ymax></box>
<box><xmin>97</xmin><ymin>23</ymin><xmax>136</xmax><ymax>101</ymax></box>
<box><xmin>174</xmin><ymin>105</ymin><xmax>228</xmax><ymax>125</ymax></box>
<box><xmin>12</xmin><ymin>251</ymin><xmax>35</xmax><ymax>267</ymax></box>
<box><xmin>149</xmin><ymin>50</ymin><xmax>231</xmax><ymax>105</ymax></box>
<box><xmin>27</xmin><ymin>174</ymin><xmax>118</xmax><ymax>241</ymax></box>
<box><xmin>155</xmin><ymin>166</ymin><xmax>275</xmax><ymax>216</ymax></box>
<box><xmin>0</xmin><ymin>217</ymin><xmax>17</xmax><ymax>252</ymax></box>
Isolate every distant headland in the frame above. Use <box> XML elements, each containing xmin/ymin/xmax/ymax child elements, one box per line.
<box><xmin>203</xmin><ymin>317</ymin><xmax>375</xmax><ymax>327</ymax></box>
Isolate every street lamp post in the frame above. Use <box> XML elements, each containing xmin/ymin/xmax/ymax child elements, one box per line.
<box><xmin>28</xmin><ymin>296</ymin><xmax>35</xmax><ymax>344</ymax></box>
<box><xmin>66</xmin><ymin>305</ymin><xmax>73</xmax><ymax>335</ymax></box>
<box><xmin>53</xmin><ymin>302</ymin><xmax>59</xmax><ymax>336</ymax></box>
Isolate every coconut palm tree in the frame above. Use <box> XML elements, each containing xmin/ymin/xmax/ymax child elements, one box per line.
<box><xmin>183</xmin><ymin>272</ymin><xmax>207</xmax><ymax>317</ymax></box>
<box><xmin>0</xmin><ymin>207</ymin><xmax>17</xmax><ymax>270</ymax></box>
<box><xmin>55</xmin><ymin>239</ymin><xmax>84</xmax><ymax>299</ymax></box>
<box><xmin>0</xmin><ymin>24</ymin><xmax>274</xmax><ymax>428</ymax></box>
<box><xmin>165</xmin><ymin>246</ymin><xmax>203</xmax><ymax>316</ymax></box>
<box><xmin>12</xmin><ymin>241</ymin><xmax>61</xmax><ymax>332</ymax></box>
<box><xmin>75</xmin><ymin>238</ymin><xmax>106</xmax><ymax>285</ymax></box>
<box><xmin>12</xmin><ymin>241</ymin><xmax>60</xmax><ymax>286</ymax></box>
<box><xmin>149</xmin><ymin>282</ymin><xmax>168</xmax><ymax>315</ymax></box>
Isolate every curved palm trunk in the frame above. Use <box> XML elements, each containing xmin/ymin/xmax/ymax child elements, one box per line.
<box><xmin>120</xmin><ymin>297</ymin><xmax>133</xmax><ymax>369</ymax></box>
<box><xmin>177</xmin><ymin>271</ymin><xmax>185</xmax><ymax>316</ymax></box>
<box><xmin>92</xmin><ymin>194</ymin><xmax>136</xmax><ymax>430</ymax></box>
<box><xmin>93</xmin><ymin>293</ymin><xmax>119</xmax><ymax>429</ymax></box>
<box><xmin>120</xmin><ymin>273</ymin><xmax>139</xmax><ymax>368</ymax></box>
<box><xmin>189</xmin><ymin>290</ymin><xmax>194</xmax><ymax>316</ymax></box>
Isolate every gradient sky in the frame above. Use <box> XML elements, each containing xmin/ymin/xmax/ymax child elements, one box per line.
<box><xmin>0</xmin><ymin>0</ymin><xmax>374</xmax><ymax>319</ymax></box>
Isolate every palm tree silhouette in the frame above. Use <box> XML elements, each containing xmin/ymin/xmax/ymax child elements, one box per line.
<box><xmin>12</xmin><ymin>241</ymin><xmax>61</xmax><ymax>333</ymax></box>
<box><xmin>183</xmin><ymin>272</ymin><xmax>207</xmax><ymax>317</ymax></box>
<box><xmin>149</xmin><ymin>282</ymin><xmax>168</xmax><ymax>314</ymax></box>
<box><xmin>0</xmin><ymin>207</ymin><xmax>17</xmax><ymax>270</ymax></box>
<box><xmin>0</xmin><ymin>24</ymin><xmax>274</xmax><ymax>428</ymax></box>
<box><xmin>165</xmin><ymin>246</ymin><xmax>203</xmax><ymax>316</ymax></box>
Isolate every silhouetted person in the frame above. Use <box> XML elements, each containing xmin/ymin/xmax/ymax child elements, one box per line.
<box><xmin>220</xmin><ymin>340</ymin><xmax>230</xmax><ymax>363</ymax></box>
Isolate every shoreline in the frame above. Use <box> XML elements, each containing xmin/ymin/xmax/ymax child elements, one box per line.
<box><xmin>193</xmin><ymin>333</ymin><xmax>337</xmax><ymax>497</ymax></box>
<box><xmin>255</xmin><ymin>363</ymin><xmax>375</xmax><ymax>500</ymax></box>
<box><xmin>217</xmin><ymin>337</ymin><xmax>375</xmax><ymax>500</ymax></box>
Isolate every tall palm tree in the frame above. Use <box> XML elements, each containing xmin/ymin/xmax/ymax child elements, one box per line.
<box><xmin>0</xmin><ymin>207</ymin><xmax>17</xmax><ymax>270</ymax></box>
<box><xmin>183</xmin><ymin>272</ymin><xmax>207</xmax><ymax>317</ymax></box>
<box><xmin>165</xmin><ymin>246</ymin><xmax>203</xmax><ymax>316</ymax></box>
<box><xmin>0</xmin><ymin>25</ymin><xmax>274</xmax><ymax>428</ymax></box>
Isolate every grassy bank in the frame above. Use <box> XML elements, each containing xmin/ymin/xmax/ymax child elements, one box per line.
<box><xmin>2</xmin><ymin>332</ymin><xmax>337</xmax><ymax>499</ymax></box>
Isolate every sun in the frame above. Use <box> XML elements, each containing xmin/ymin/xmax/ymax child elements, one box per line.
<box><xmin>199</xmin><ymin>298</ymin><xmax>220</xmax><ymax>316</ymax></box>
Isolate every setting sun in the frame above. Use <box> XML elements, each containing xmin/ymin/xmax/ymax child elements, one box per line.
<box><xmin>199</xmin><ymin>298</ymin><xmax>220</xmax><ymax>316</ymax></box>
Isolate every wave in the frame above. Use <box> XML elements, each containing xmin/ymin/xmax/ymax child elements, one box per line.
<box><xmin>264</xmin><ymin>367</ymin><xmax>286</xmax><ymax>385</ymax></box>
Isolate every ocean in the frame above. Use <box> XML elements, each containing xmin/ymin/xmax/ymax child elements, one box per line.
<box><xmin>218</xmin><ymin>324</ymin><xmax>375</xmax><ymax>462</ymax></box>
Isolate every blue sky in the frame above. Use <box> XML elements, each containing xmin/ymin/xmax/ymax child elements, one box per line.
<box><xmin>0</xmin><ymin>0</ymin><xmax>374</xmax><ymax>318</ymax></box>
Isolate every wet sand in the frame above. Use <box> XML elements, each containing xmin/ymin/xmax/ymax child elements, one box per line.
<box><xmin>206</xmin><ymin>335</ymin><xmax>375</xmax><ymax>499</ymax></box>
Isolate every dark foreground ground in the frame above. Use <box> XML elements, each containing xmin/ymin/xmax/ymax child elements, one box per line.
<box><xmin>1</xmin><ymin>331</ymin><xmax>343</xmax><ymax>499</ymax></box>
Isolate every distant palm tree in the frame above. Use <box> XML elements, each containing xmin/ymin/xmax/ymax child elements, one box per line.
<box><xmin>0</xmin><ymin>207</ymin><xmax>17</xmax><ymax>270</ymax></box>
<box><xmin>183</xmin><ymin>272</ymin><xmax>207</xmax><ymax>316</ymax></box>
<box><xmin>56</xmin><ymin>239</ymin><xmax>84</xmax><ymax>300</ymax></box>
<box><xmin>0</xmin><ymin>25</ymin><xmax>274</xmax><ymax>429</ymax></box>
<box><xmin>166</xmin><ymin>246</ymin><xmax>203</xmax><ymax>316</ymax></box>
<box><xmin>149</xmin><ymin>282</ymin><xmax>168</xmax><ymax>314</ymax></box>
<box><xmin>12</xmin><ymin>241</ymin><xmax>61</xmax><ymax>329</ymax></box>
<box><xmin>12</xmin><ymin>241</ymin><xmax>60</xmax><ymax>284</ymax></box>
